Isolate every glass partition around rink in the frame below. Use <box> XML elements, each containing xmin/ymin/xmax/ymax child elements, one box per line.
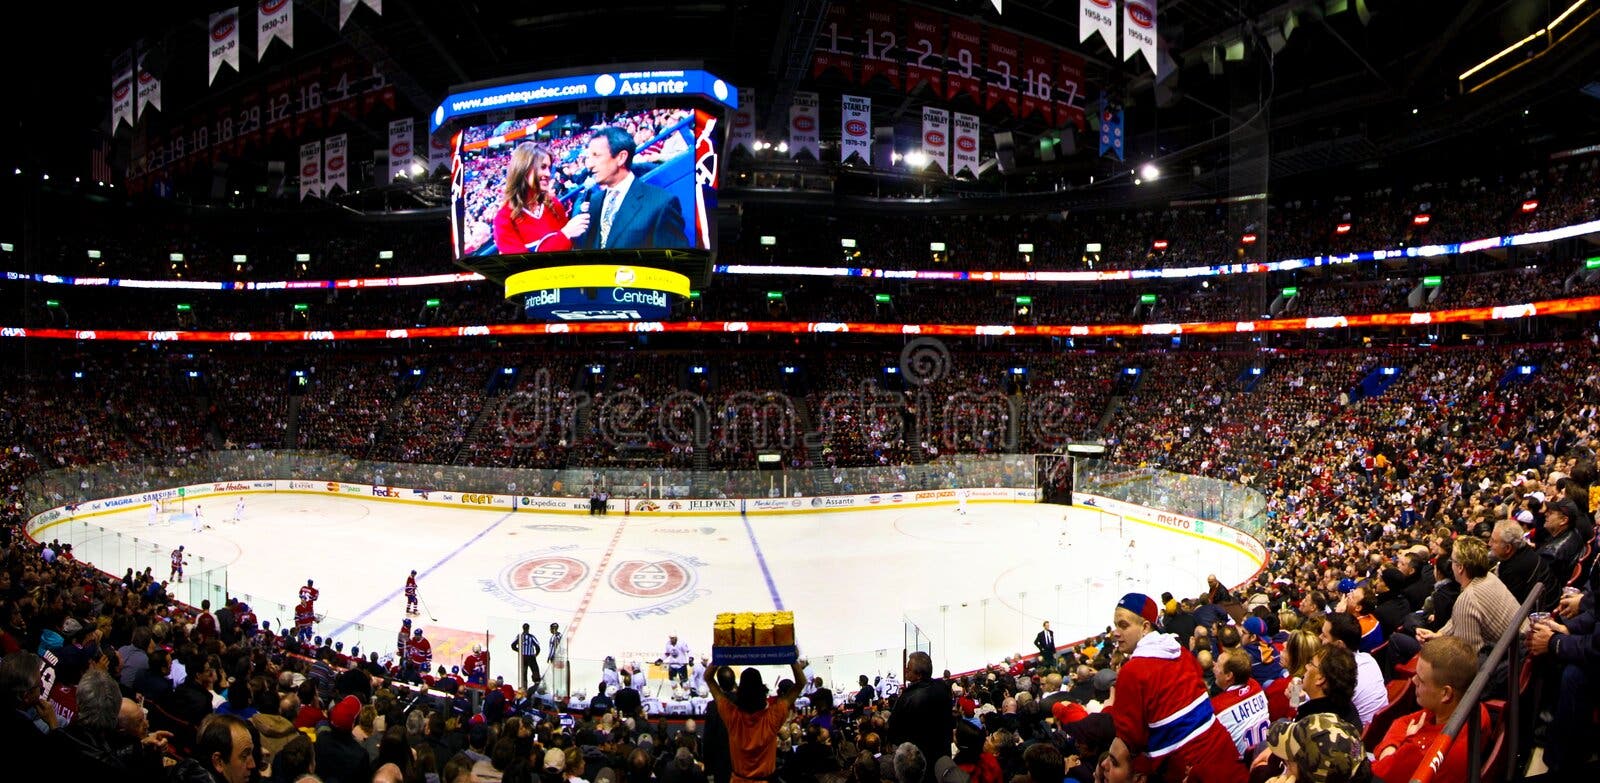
<box><xmin>905</xmin><ymin>459</ymin><xmax>1268</xmax><ymax>675</ymax></box>
<box><xmin>21</xmin><ymin>450</ymin><xmax>1037</xmax><ymax>519</ymax></box>
<box><xmin>23</xmin><ymin>450</ymin><xmax>1036</xmax><ymax>699</ymax></box>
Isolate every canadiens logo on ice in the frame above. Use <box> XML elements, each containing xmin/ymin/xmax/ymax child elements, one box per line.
<box><xmin>486</xmin><ymin>546</ymin><xmax>705</xmax><ymax>618</ymax></box>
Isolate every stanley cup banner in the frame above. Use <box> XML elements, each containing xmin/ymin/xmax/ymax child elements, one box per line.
<box><xmin>323</xmin><ymin>134</ymin><xmax>348</xmax><ymax>194</ymax></box>
<box><xmin>729</xmin><ymin>88</ymin><xmax>756</xmax><ymax>155</ymax></box>
<box><xmin>388</xmin><ymin>117</ymin><xmax>414</xmax><ymax>182</ymax></box>
<box><xmin>111</xmin><ymin>49</ymin><xmax>135</xmax><ymax>131</ymax></box>
<box><xmin>136</xmin><ymin>49</ymin><xmax>161</xmax><ymax>118</ymax></box>
<box><xmin>1080</xmin><ymin>0</ymin><xmax>1118</xmax><ymax>54</ymax></box>
<box><xmin>952</xmin><ymin>112</ymin><xmax>980</xmax><ymax>178</ymax></box>
<box><xmin>299</xmin><ymin>140</ymin><xmax>322</xmax><ymax>200</ymax></box>
<box><xmin>1124</xmin><ymin>0</ymin><xmax>1160</xmax><ymax>73</ymax></box>
<box><xmin>427</xmin><ymin>132</ymin><xmax>450</xmax><ymax>177</ymax></box>
<box><xmin>339</xmin><ymin>0</ymin><xmax>383</xmax><ymax>29</ymax></box>
<box><xmin>257</xmin><ymin>0</ymin><xmax>293</xmax><ymax>60</ymax></box>
<box><xmin>207</xmin><ymin>8</ymin><xmax>241</xmax><ymax>85</ymax></box>
<box><xmin>840</xmin><ymin>95</ymin><xmax>871</xmax><ymax>164</ymax></box>
<box><xmin>921</xmin><ymin>106</ymin><xmax>950</xmax><ymax>175</ymax></box>
<box><xmin>789</xmin><ymin>91</ymin><xmax>820</xmax><ymax>161</ymax></box>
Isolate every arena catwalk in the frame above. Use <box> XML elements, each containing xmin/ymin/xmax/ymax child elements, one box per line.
<box><xmin>80</xmin><ymin>493</ymin><xmax>1259</xmax><ymax>685</ymax></box>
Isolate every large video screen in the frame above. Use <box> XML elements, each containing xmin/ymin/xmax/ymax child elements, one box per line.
<box><xmin>450</xmin><ymin>108</ymin><xmax>719</xmax><ymax>258</ymax></box>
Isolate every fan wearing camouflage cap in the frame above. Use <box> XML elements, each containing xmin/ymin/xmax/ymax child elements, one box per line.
<box><xmin>1263</xmin><ymin>711</ymin><xmax>1371</xmax><ymax>783</ymax></box>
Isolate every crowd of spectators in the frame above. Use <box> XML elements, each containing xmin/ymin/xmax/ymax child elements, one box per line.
<box><xmin>3</xmin><ymin>327</ymin><xmax>1600</xmax><ymax>783</ymax></box>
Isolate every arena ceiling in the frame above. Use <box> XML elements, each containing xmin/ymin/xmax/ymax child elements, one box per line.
<box><xmin>8</xmin><ymin>0</ymin><xmax>1600</xmax><ymax>190</ymax></box>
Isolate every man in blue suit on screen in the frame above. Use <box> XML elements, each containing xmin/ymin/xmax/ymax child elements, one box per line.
<box><xmin>579</xmin><ymin>126</ymin><xmax>688</xmax><ymax>250</ymax></box>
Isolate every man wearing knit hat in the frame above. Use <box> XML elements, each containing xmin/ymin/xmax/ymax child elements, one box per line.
<box><xmin>1106</xmin><ymin>593</ymin><xmax>1244</xmax><ymax>783</ymax></box>
<box><xmin>1240</xmin><ymin>616</ymin><xmax>1286</xmax><ymax>685</ymax></box>
<box><xmin>316</xmin><ymin>695</ymin><xmax>372</xmax><ymax>783</ymax></box>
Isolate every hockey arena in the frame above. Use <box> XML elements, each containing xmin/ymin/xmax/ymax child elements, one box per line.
<box><xmin>29</xmin><ymin>480</ymin><xmax>1263</xmax><ymax>689</ymax></box>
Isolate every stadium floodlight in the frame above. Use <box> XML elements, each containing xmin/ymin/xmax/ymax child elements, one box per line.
<box><xmin>86</xmin><ymin>249</ymin><xmax>100</xmax><ymax>259</ymax></box>
<box><xmin>1140</xmin><ymin>163</ymin><xmax>1160</xmax><ymax>180</ymax></box>
<box><xmin>410</xmin><ymin>163</ymin><xmax>425</xmax><ymax>176</ymax></box>
<box><xmin>905</xmin><ymin>150</ymin><xmax>930</xmax><ymax>169</ymax></box>
<box><xmin>379</xmin><ymin>250</ymin><xmax>395</xmax><ymax>260</ymax></box>
<box><xmin>776</xmin><ymin>141</ymin><xmax>789</xmax><ymax>154</ymax></box>
<box><xmin>41</xmin><ymin>173</ymin><xmax>49</xmax><ymax>181</ymax></box>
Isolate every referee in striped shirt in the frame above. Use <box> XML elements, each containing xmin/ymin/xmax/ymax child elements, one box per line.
<box><xmin>512</xmin><ymin>623</ymin><xmax>542</xmax><ymax>690</ymax></box>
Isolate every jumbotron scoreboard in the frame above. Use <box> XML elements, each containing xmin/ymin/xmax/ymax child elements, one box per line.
<box><xmin>436</xmin><ymin>64</ymin><xmax>734</xmax><ymax>321</ymax></box>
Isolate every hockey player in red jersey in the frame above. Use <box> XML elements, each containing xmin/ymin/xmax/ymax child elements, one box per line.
<box><xmin>294</xmin><ymin>599</ymin><xmax>316</xmax><ymax>643</ymax></box>
<box><xmin>299</xmin><ymin>579</ymin><xmax>320</xmax><ymax>607</ymax></box>
<box><xmin>462</xmin><ymin>644</ymin><xmax>488</xmax><ymax>685</ymax></box>
<box><xmin>405</xmin><ymin>570</ymin><xmax>419</xmax><ymax>615</ymax></box>
<box><xmin>407</xmin><ymin>627</ymin><xmax>433</xmax><ymax>682</ymax></box>
<box><xmin>170</xmin><ymin>546</ymin><xmax>187</xmax><ymax>583</ymax></box>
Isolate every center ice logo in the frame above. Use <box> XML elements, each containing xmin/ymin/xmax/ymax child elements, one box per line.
<box><xmin>610</xmin><ymin>561</ymin><xmax>689</xmax><ymax>597</ymax></box>
<box><xmin>485</xmin><ymin>547</ymin><xmax>706</xmax><ymax>618</ymax></box>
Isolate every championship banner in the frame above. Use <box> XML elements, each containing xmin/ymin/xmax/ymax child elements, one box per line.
<box><xmin>135</xmin><ymin>49</ymin><xmax>161</xmax><ymax>119</ymax></box>
<box><xmin>339</xmin><ymin>0</ymin><xmax>382</xmax><ymax>29</ymax></box>
<box><xmin>952</xmin><ymin>112</ymin><xmax>980</xmax><ymax>178</ymax></box>
<box><xmin>427</xmin><ymin>133</ymin><xmax>450</xmax><ymax>177</ymax></box>
<box><xmin>1056</xmin><ymin>51</ymin><xmax>1088</xmax><ymax>129</ymax></box>
<box><xmin>985</xmin><ymin>29</ymin><xmax>1021</xmax><ymax>115</ymax></box>
<box><xmin>1098</xmin><ymin>96</ymin><xmax>1125</xmax><ymax>161</ymax></box>
<box><xmin>729</xmin><ymin>88</ymin><xmax>756</xmax><ymax>155</ymax></box>
<box><xmin>208</xmin><ymin>8</ymin><xmax>241</xmax><ymax>86</ymax></box>
<box><xmin>945</xmin><ymin>16</ymin><xmax>982</xmax><ymax>104</ymax></box>
<box><xmin>840</xmin><ymin>95</ymin><xmax>871</xmax><ymax>164</ymax></box>
<box><xmin>811</xmin><ymin>4</ymin><xmax>855</xmax><ymax>79</ymax></box>
<box><xmin>298</xmin><ymin>140</ymin><xmax>321</xmax><ymax>200</ymax></box>
<box><xmin>1080</xmin><ymin>0</ymin><xmax>1118</xmax><ymax>54</ymax></box>
<box><xmin>111</xmin><ymin>49</ymin><xmax>134</xmax><ymax>131</ymax></box>
<box><xmin>905</xmin><ymin>7</ymin><xmax>945</xmax><ymax>96</ymax></box>
<box><xmin>788</xmin><ymin>91</ymin><xmax>820</xmax><ymax>161</ymax></box>
<box><xmin>1019</xmin><ymin>40</ymin><xmax>1054</xmax><ymax>124</ymax></box>
<box><xmin>858</xmin><ymin>0</ymin><xmax>901</xmax><ymax>89</ymax></box>
<box><xmin>258</xmin><ymin>0</ymin><xmax>293</xmax><ymax>59</ymax></box>
<box><xmin>921</xmin><ymin>106</ymin><xmax>950</xmax><ymax>175</ymax></box>
<box><xmin>388</xmin><ymin>118</ymin><xmax>414</xmax><ymax>182</ymax></box>
<box><xmin>323</xmin><ymin>134</ymin><xmax>348</xmax><ymax>194</ymax></box>
<box><xmin>1124</xmin><ymin>0</ymin><xmax>1160</xmax><ymax>72</ymax></box>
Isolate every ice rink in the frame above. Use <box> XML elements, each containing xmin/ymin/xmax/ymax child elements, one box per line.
<box><xmin>71</xmin><ymin>493</ymin><xmax>1261</xmax><ymax>689</ymax></box>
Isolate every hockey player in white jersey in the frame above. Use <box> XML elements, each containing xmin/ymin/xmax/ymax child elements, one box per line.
<box><xmin>233</xmin><ymin>497</ymin><xmax>245</xmax><ymax>524</ymax></box>
<box><xmin>955</xmin><ymin>487</ymin><xmax>969</xmax><ymax>515</ymax></box>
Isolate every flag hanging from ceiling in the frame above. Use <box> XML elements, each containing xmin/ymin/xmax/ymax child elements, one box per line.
<box><xmin>1123</xmin><ymin>0</ymin><xmax>1160</xmax><ymax>73</ymax></box>
<box><xmin>1098</xmin><ymin>95</ymin><xmax>1125</xmax><ymax>161</ymax></box>
<box><xmin>840</xmin><ymin>95</ymin><xmax>871</xmax><ymax>164</ymax></box>
<box><xmin>921</xmin><ymin>106</ymin><xmax>950</xmax><ymax>175</ymax></box>
<box><xmin>258</xmin><ymin>0</ymin><xmax>293</xmax><ymax>59</ymax></box>
<box><xmin>789</xmin><ymin>91</ymin><xmax>820</xmax><ymax>161</ymax></box>
<box><xmin>388</xmin><ymin>117</ymin><xmax>414</xmax><ymax>182</ymax></box>
<box><xmin>952</xmin><ymin>112</ymin><xmax>980</xmax><ymax>178</ymax></box>
<box><xmin>323</xmin><ymin>134</ymin><xmax>348</xmax><ymax>195</ymax></box>
<box><xmin>207</xmin><ymin>8</ymin><xmax>241</xmax><ymax>85</ymax></box>
<box><xmin>111</xmin><ymin>49</ymin><xmax>135</xmax><ymax>131</ymax></box>
<box><xmin>1080</xmin><ymin>0</ymin><xmax>1117</xmax><ymax>54</ymax></box>
<box><xmin>136</xmin><ymin>48</ymin><xmax>161</xmax><ymax>119</ymax></box>
<box><xmin>339</xmin><ymin>0</ymin><xmax>382</xmax><ymax>29</ymax></box>
<box><xmin>729</xmin><ymin>88</ymin><xmax>756</xmax><ymax>155</ymax></box>
<box><xmin>299</xmin><ymin>140</ymin><xmax>322</xmax><ymax>200</ymax></box>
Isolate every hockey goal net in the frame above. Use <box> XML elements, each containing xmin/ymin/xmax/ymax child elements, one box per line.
<box><xmin>156</xmin><ymin>497</ymin><xmax>185</xmax><ymax>518</ymax></box>
<box><xmin>1095</xmin><ymin>510</ymin><xmax>1123</xmax><ymax>537</ymax></box>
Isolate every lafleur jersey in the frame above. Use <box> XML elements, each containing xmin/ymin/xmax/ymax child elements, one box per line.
<box><xmin>300</xmin><ymin>586</ymin><xmax>320</xmax><ymax>604</ymax></box>
<box><xmin>1212</xmin><ymin>681</ymin><xmax>1272</xmax><ymax>757</ymax></box>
